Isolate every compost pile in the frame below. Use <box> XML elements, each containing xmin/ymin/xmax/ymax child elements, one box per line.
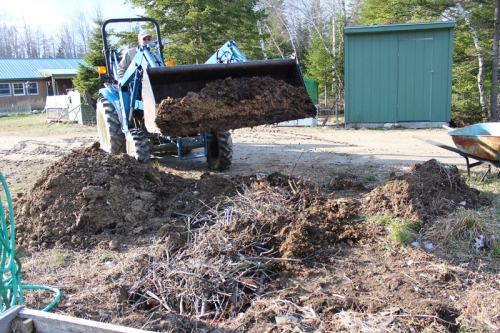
<box><xmin>362</xmin><ymin>159</ymin><xmax>490</xmax><ymax>223</ymax></box>
<box><xmin>14</xmin><ymin>143</ymin><xmax>239</xmax><ymax>250</ymax></box>
<box><xmin>155</xmin><ymin>76</ymin><xmax>317</xmax><ymax>137</ymax></box>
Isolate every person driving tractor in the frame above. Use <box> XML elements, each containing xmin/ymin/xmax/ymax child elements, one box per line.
<box><xmin>118</xmin><ymin>31</ymin><xmax>160</xmax><ymax>79</ymax></box>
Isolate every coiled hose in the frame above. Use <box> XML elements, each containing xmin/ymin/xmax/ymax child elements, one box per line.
<box><xmin>0</xmin><ymin>172</ymin><xmax>61</xmax><ymax>312</ymax></box>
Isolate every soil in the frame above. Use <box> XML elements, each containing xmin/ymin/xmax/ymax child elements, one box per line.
<box><xmin>155</xmin><ymin>77</ymin><xmax>317</xmax><ymax>136</ymax></box>
<box><xmin>362</xmin><ymin>159</ymin><xmax>489</xmax><ymax>224</ymax></box>
<box><xmin>1</xmin><ymin>118</ymin><xmax>499</xmax><ymax>333</ymax></box>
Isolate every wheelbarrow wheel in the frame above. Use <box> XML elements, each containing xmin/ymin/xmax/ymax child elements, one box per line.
<box><xmin>207</xmin><ymin>131</ymin><xmax>232</xmax><ymax>171</ymax></box>
<box><xmin>96</xmin><ymin>97</ymin><xmax>125</xmax><ymax>154</ymax></box>
<box><xmin>126</xmin><ymin>129</ymin><xmax>151</xmax><ymax>163</ymax></box>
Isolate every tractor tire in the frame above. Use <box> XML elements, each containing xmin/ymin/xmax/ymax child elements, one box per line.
<box><xmin>126</xmin><ymin>129</ymin><xmax>151</xmax><ymax>163</ymax></box>
<box><xmin>96</xmin><ymin>97</ymin><xmax>125</xmax><ymax>154</ymax></box>
<box><xmin>206</xmin><ymin>131</ymin><xmax>232</xmax><ymax>171</ymax></box>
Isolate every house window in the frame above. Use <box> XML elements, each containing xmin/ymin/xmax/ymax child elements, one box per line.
<box><xmin>0</xmin><ymin>83</ymin><xmax>11</xmax><ymax>97</ymax></box>
<box><xmin>13</xmin><ymin>83</ymin><xmax>25</xmax><ymax>96</ymax></box>
<box><xmin>47</xmin><ymin>82</ymin><xmax>54</xmax><ymax>96</ymax></box>
<box><xmin>26</xmin><ymin>82</ymin><xmax>39</xmax><ymax>95</ymax></box>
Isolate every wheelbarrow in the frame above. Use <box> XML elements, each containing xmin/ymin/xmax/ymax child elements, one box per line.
<box><xmin>414</xmin><ymin>122</ymin><xmax>500</xmax><ymax>181</ymax></box>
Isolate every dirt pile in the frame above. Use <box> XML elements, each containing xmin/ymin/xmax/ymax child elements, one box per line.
<box><xmin>362</xmin><ymin>159</ymin><xmax>489</xmax><ymax>223</ymax></box>
<box><xmin>14</xmin><ymin>143</ymin><xmax>238</xmax><ymax>250</ymax></box>
<box><xmin>155</xmin><ymin>76</ymin><xmax>317</xmax><ymax>137</ymax></box>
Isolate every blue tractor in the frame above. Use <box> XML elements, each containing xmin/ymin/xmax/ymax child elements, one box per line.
<box><xmin>96</xmin><ymin>18</ymin><xmax>311</xmax><ymax>170</ymax></box>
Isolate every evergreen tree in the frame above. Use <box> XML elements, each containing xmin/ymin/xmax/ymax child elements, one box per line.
<box><xmin>130</xmin><ymin>0</ymin><xmax>267</xmax><ymax>64</ymax></box>
<box><xmin>73</xmin><ymin>16</ymin><xmax>107</xmax><ymax>98</ymax></box>
<box><xmin>303</xmin><ymin>30</ymin><xmax>335</xmax><ymax>105</ymax></box>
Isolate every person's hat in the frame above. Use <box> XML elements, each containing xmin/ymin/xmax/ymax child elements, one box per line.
<box><xmin>138</xmin><ymin>30</ymin><xmax>151</xmax><ymax>40</ymax></box>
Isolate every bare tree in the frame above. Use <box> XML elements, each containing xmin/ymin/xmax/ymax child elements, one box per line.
<box><xmin>0</xmin><ymin>7</ymin><xmax>95</xmax><ymax>59</ymax></box>
<box><xmin>72</xmin><ymin>8</ymin><xmax>92</xmax><ymax>55</ymax></box>
<box><xmin>491</xmin><ymin>0</ymin><xmax>500</xmax><ymax>121</ymax></box>
<box><xmin>456</xmin><ymin>2</ymin><xmax>489</xmax><ymax>116</ymax></box>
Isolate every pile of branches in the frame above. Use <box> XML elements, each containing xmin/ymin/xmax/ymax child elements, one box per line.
<box><xmin>128</xmin><ymin>177</ymin><xmax>300</xmax><ymax>321</ymax></box>
<box><xmin>128</xmin><ymin>173</ymin><xmax>363</xmax><ymax>321</ymax></box>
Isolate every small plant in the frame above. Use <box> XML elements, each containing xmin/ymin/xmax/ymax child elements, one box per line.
<box><xmin>367</xmin><ymin>175</ymin><xmax>377</xmax><ymax>181</ymax></box>
<box><xmin>493</xmin><ymin>239</ymin><xmax>500</xmax><ymax>257</ymax></box>
<box><xmin>457</xmin><ymin>325</ymin><xmax>477</xmax><ymax>333</ymax></box>
<box><xmin>389</xmin><ymin>222</ymin><xmax>415</xmax><ymax>245</ymax></box>
<box><xmin>100</xmin><ymin>253</ymin><xmax>111</xmax><ymax>262</ymax></box>
<box><xmin>52</xmin><ymin>251</ymin><xmax>67</xmax><ymax>267</ymax></box>
<box><xmin>369</xmin><ymin>214</ymin><xmax>393</xmax><ymax>227</ymax></box>
<box><xmin>370</xmin><ymin>215</ymin><xmax>418</xmax><ymax>245</ymax></box>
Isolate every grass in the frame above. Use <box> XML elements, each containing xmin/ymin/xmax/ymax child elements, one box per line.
<box><xmin>0</xmin><ymin>114</ymin><xmax>96</xmax><ymax>137</ymax></box>
<box><xmin>457</xmin><ymin>326</ymin><xmax>477</xmax><ymax>333</ymax></box>
<box><xmin>388</xmin><ymin>218</ymin><xmax>419</xmax><ymax>245</ymax></box>
<box><xmin>52</xmin><ymin>251</ymin><xmax>67</xmax><ymax>267</ymax></box>
<box><xmin>425</xmin><ymin>169</ymin><xmax>500</xmax><ymax>259</ymax></box>
<box><xmin>100</xmin><ymin>253</ymin><xmax>112</xmax><ymax>262</ymax></box>
<box><xmin>369</xmin><ymin>215</ymin><xmax>419</xmax><ymax>245</ymax></box>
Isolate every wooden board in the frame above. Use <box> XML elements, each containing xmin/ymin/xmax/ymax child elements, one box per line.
<box><xmin>0</xmin><ymin>306</ymin><xmax>158</xmax><ymax>333</ymax></box>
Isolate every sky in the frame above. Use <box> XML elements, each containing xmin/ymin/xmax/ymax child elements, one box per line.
<box><xmin>0</xmin><ymin>0</ymin><xmax>145</xmax><ymax>35</ymax></box>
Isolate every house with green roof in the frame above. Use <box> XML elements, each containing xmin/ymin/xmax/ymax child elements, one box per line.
<box><xmin>0</xmin><ymin>58</ymin><xmax>87</xmax><ymax>112</ymax></box>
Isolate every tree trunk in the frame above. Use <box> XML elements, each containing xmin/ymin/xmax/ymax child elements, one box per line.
<box><xmin>257</xmin><ymin>21</ymin><xmax>268</xmax><ymax>60</ymax></box>
<box><xmin>457</xmin><ymin>2</ymin><xmax>489</xmax><ymax>115</ymax></box>
<box><xmin>491</xmin><ymin>0</ymin><xmax>500</xmax><ymax>121</ymax></box>
<box><xmin>264</xmin><ymin>24</ymin><xmax>284</xmax><ymax>58</ymax></box>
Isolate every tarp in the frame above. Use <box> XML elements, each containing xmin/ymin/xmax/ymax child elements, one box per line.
<box><xmin>45</xmin><ymin>95</ymin><xmax>70</xmax><ymax>109</ymax></box>
<box><xmin>45</xmin><ymin>95</ymin><xmax>70</xmax><ymax>120</ymax></box>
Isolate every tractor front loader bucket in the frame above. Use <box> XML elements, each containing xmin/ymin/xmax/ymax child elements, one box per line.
<box><xmin>142</xmin><ymin>59</ymin><xmax>317</xmax><ymax>137</ymax></box>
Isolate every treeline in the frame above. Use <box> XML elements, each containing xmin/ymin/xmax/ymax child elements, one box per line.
<box><xmin>0</xmin><ymin>8</ymin><xmax>94</xmax><ymax>58</ymax></box>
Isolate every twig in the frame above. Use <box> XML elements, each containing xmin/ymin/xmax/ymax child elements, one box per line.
<box><xmin>289</xmin><ymin>150</ymin><xmax>304</xmax><ymax>176</ymax></box>
<box><xmin>394</xmin><ymin>313</ymin><xmax>457</xmax><ymax>326</ymax></box>
<box><xmin>242</xmin><ymin>255</ymin><xmax>303</xmax><ymax>262</ymax></box>
<box><xmin>402</xmin><ymin>272</ymin><xmax>420</xmax><ymax>284</ymax></box>
<box><xmin>140</xmin><ymin>310</ymin><xmax>158</xmax><ymax>330</ymax></box>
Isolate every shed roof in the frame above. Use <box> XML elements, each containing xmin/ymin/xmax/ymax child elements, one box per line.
<box><xmin>0</xmin><ymin>58</ymin><xmax>87</xmax><ymax>81</ymax></box>
<box><xmin>344</xmin><ymin>21</ymin><xmax>456</xmax><ymax>35</ymax></box>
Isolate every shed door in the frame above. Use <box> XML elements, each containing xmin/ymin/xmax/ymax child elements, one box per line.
<box><xmin>397</xmin><ymin>38</ymin><xmax>433</xmax><ymax>121</ymax></box>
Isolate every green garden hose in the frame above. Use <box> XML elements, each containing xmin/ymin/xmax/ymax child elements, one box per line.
<box><xmin>0</xmin><ymin>172</ymin><xmax>61</xmax><ymax>312</ymax></box>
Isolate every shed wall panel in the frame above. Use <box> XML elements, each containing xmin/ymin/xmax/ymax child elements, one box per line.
<box><xmin>344</xmin><ymin>22</ymin><xmax>454</xmax><ymax>125</ymax></box>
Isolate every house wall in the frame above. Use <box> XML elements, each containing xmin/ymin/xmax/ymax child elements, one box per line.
<box><xmin>0</xmin><ymin>78</ymin><xmax>75</xmax><ymax>112</ymax></box>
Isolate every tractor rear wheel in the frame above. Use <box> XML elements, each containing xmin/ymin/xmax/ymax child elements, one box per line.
<box><xmin>206</xmin><ymin>131</ymin><xmax>232</xmax><ymax>171</ymax></box>
<box><xmin>96</xmin><ymin>97</ymin><xmax>125</xmax><ymax>154</ymax></box>
<box><xmin>126</xmin><ymin>129</ymin><xmax>151</xmax><ymax>163</ymax></box>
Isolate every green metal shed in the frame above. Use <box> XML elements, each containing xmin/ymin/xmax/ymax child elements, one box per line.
<box><xmin>344</xmin><ymin>21</ymin><xmax>456</xmax><ymax>128</ymax></box>
<box><xmin>304</xmin><ymin>78</ymin><xmax>319</xmax><ymax>105</ymax></box>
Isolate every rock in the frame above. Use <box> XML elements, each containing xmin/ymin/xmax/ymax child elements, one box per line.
<box><xmin>423</xmin><ymin>242</ymin><xmax>433</xmax><ymax>250</ymax></box>
<box><xmin>139</xmin><ymin>191</ymin><xmax>155</xmax><ymax>201</ymax></box>
<box><xmin>109</xmin><ymin>240</ymin><xmax>119</xmax><ymax>250</ymax></box>
<box><xmin>81</xmin><ymin>186</ymin><xmax>106</xmax><ymax>200</ymax></box>
<box><xmin>131</xmin><ymin>199</ymin><xmax>145</xmax><ymax>213</ymax></box>
<box><xmin>124</xmin><ymin>213</ymin><xmax>136</xmax><ymax>223</ymax></box>
<box><xmin>275</xmin><ymin>315</ymin><xmax>300</xmax><ymax>324</ymax></box>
